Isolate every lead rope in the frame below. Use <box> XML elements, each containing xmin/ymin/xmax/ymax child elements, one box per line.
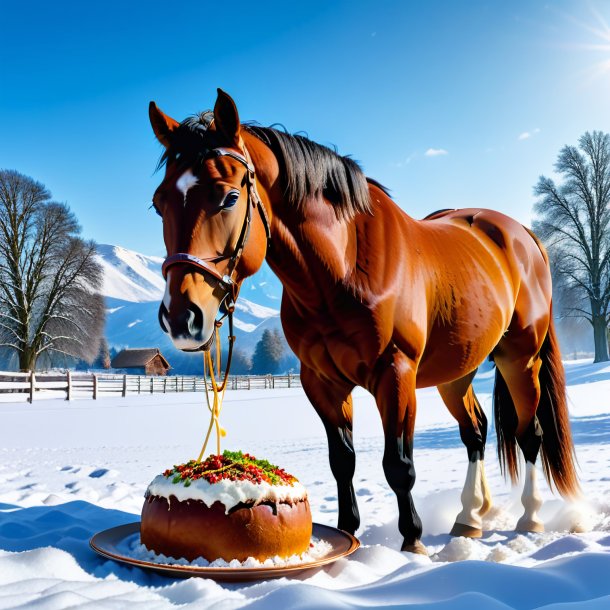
<box><xmin>196</xmin><ymin>311</ymin><xmax>236</xmax><ymax>461</ymax></box>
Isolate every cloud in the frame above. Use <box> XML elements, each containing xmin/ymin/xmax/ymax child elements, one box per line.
<box><xmin>394</xmin><ymin>153</ymin><xmax>416</xmax><ymax>168</ymax></box>
<box><xmin>425</xmin><ymin>148</ymin><xmax>448</xmax><ymax>157</ymax></box>
<box><xmin>518</xmin><ymin>128</ymin><xmax>541</xmax><ymax>141</ymax></box>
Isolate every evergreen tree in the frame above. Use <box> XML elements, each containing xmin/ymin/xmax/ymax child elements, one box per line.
<box><xmin>229</xmin><ymin>348</ymin><xmax>252</xmax><ymax>375</ymax></box>
<box><xmin>94</xmin><ymin>337</ymin><xmax>111</xmax><ymax>369</ymax></box>
<box><xmin>251</xmin><ymin>328</ymin><xmax>285</xmax><ymax>374</ymax></box>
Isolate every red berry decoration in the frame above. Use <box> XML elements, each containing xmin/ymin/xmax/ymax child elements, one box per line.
<box><xmin>163</xmin><ymin>451</ymin><xmax>299</xmax><ymax>486</ymax></box>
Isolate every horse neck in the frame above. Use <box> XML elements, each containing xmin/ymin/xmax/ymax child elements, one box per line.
<box><xmin>241</xmin><ymin>129</ymin><xmax>357</xmax><ymax>302</ymax></box>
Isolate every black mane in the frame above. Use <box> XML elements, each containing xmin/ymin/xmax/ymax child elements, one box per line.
<box><xmin>156</xmin><ymin>111</ymin><xmax>217</xmax><ymax>171</ymax></box>
<box><xmin>159</xmin><ymin>112</ymin><xmax>378</xmax><ymax>218</ymax></box>
<box><xmin>244</xmin><ymin>125</ymin><xmax>373</xmax><ymax>218</ymax></box>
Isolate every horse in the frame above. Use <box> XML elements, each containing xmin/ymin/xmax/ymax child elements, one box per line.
<box><xmin>149</xmin><ymin>89</ymin><xmax>578</xmax><ymax>554</ymax></box>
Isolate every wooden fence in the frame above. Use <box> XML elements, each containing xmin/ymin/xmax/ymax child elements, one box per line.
<box><xmin>0</xmin><ymin>371</ymin><xmax>301</xmax><ymax>402</ymax></box>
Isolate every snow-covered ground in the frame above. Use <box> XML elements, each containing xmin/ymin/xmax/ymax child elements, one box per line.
<box><xmin>1</xmin><ymin>360</ymin><xmax>609</xmax><ymax>609</ymax></box>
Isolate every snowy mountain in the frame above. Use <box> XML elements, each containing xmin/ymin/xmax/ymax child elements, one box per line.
<box><xmin>95</xmin><ymin>244</ymin><xmax>165</xmax><ymax>302</ymax></box>
<box><xmin>96</xmin><ymin>244</ymin><xmax>289</xmax><ymax>373</ymax></box>
<box><xmin>95</xmin><ymin>244</ymin><xmax>283</xmax><ymax>310</ymax></box>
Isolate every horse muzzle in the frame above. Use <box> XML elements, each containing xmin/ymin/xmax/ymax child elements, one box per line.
<box><xmin>158</xmin><ymin>301</ymin><xmax>215</xmax><ymax>352</ymax></box>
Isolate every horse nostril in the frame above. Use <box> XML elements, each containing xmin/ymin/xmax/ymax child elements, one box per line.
<box><xmin>158</xmin><ymin>302</ymin><xmax>170</xmax><ymax>334</ymax></box>
<box><xmin>186</xmin><ymin>303</ymin><xmax>204</xmax><ymax>336</ymax></box>
<box><xmin>159</xmin><ymin>301</ymin><xmax>205</xmax><ymax>338</ymax></box>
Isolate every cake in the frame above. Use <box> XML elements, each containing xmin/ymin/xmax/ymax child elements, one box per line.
<box><xmin>141</xmin><ymin>451</ymin><xmax>312</xmax><ymax>562</ymax></box>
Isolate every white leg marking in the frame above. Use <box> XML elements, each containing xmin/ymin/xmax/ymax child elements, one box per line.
<box><xmin>516</xmin><ymin>461</ymin><xmax>544</xmax><ymax>532</ymax></box>
<box><xmin>455</xmin><ymin>459</ymin><xmax>485</xmax><ymax>529</ymax></box>
<box><xmin>479</xmin><ymin>460</ymin><xmax>493</xmax><ymax>517</ymax></box>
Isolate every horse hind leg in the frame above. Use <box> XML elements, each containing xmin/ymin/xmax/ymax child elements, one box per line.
<box><xmin>300</xmin><ymin>365</ymin><xmax>360</xmax><ymax>534</ymax></box>
<box><xmin>494</xmin><ymin>352</ymin><xmax>545</xmax><ymax>533</ymax></box>
<box><xmin>437</xmin><ymin>371</ymin><xmax>492</xmax><ymax>538</ymax></box>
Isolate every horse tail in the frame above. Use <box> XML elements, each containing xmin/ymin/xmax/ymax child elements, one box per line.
<box><xmin>493</xmin><ymin>364</ymin><xmax>519</xmax><ymax>484</ymax></box>
<box><xmin>536</xmin><ymin>316</ymin><xmax>579</xmax><ymax>497</ymax></box>
<box><xmin>523</xmin><ymin>226</ymin><xmax>579</xmax><ymax>497</ymax></box>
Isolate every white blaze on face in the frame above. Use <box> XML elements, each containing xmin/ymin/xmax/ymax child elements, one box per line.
<box><xmin>176</xmin><ymin>169</ymin><xmax>198</xmax><ymax>203</ymax></box>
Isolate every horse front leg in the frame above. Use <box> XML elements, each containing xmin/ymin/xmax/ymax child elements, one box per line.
<box><xmin>371</xmin><ymin>347</ymin><xmax>426</xmax><ymax>554</ymax></box>
<box><xmin>300</xmin><ymin>365</ymin><xmax>359</xmax><ymax>534</ymax></box>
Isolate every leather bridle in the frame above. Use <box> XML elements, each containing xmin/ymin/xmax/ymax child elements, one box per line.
<box><xmin>161</xmin><ymin>145</ymin><xmax>271</xmax><ymax>317</ymax></box>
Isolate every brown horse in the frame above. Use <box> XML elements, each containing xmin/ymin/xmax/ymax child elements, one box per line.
<box><xmin>149</xmin><ymin>89</ymin><xmax>578</xmax><ymax>554</ymax></box>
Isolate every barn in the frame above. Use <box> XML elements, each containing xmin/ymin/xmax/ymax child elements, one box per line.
<box><xmin>110</xmin><ymin>348</ymin><xmax>170</xmax><ymax>376</ymax></box>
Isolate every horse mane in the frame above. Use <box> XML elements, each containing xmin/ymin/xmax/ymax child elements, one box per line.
<box><xmin>157</xmin><ymin>112</ymin><xmax>377</xmax><ymax>219</ymax></box>
<box><xmin>244</xmin><ymin>125</ymin><xmax>373</xmax><ymax>219</ymax></box>
<box><xmin>156</xmin><ymin>111</ymin><xmax>218</xmax><ymax>172</ymax></box>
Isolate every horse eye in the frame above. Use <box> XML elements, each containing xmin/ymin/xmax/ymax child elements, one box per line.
<box><xmin>222</xmin><ymin>190</ymin><xmax>240</xmax><ymax>209</ymax></box>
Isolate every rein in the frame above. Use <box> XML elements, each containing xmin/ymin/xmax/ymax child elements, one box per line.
<box><xmin>161</xmin><ymin>145</ymin><xmax>271</xmax><ymax>459</ymax></box>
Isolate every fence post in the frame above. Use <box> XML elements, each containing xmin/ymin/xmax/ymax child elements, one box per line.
<box><xmin>137</xmin><ymin>375</ymin><xmax>141</xmax><ymax>394</ymax></box>
<box><xmin>66</xmin><ymin>370</ymin><xmax>72</xmax><ymax>401</ymax></box>
<box><xmin>175</xmin><ymin>377</ymin><xmax>178</xmax><ymax>392</ymax></box>
<box><xmin>163</xmin><ymin>377</ymin><xmax>167</xmax><ymax>393</ymax></box>
<box><xmin>93</xmin><ymin>374</ymin><xmax>98</xmax><ymax>400</ymax></box>
<box><xmin>287</xmin><ymin>373</ymin><xmax>291</xmax><ymax>388</ymax></box>
<box><xmin>247</xmin><ymin>376</ymin><xmax>250</xmax><ymax>390</ymax></box>
<box><xmin>122</xmin><ymin>374</ymin><xmax>127</xmax><ymax>397</ymax></box>
<box><xmin>150</xmin><ymin>377</ymin><xmax>154</xmax><ymax>394</ymax></box>
<box><xmin>272</xmin><ymin>375</ymin><xmax>275</xmax><ymax>389</ymax></box>
<box><xmin>193</xmin><ymin>377</ymin><xmax>196</xmax><ymax>391</ymax></box>
<box><xmin>28</xmin><ymin>370</ymin><xmax>35</xmax><ymax>403</ymax></box>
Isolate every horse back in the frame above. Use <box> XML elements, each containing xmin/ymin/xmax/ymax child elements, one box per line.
<box><xmin>399</xmin><ymin>208</ymin><xmax>551</xmax><ymax>386</ymax></box>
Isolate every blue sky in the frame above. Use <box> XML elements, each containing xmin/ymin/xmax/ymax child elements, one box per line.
<box><xmin>2</xmin><ymin>0</ymin><xmax>610</xmax><ymax>256</ymax></box>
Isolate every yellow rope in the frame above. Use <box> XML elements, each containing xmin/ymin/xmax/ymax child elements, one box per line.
<box><xmin>196</xmin><ymin>327</ymin><xmax>229</xmax><ymax>462</ymax></box>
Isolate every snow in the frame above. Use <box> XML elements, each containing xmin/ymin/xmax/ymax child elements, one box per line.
<box><xmin>95</xmin><ymin>244</ymin><xmax>165</xmax><ymax>303</ymax></box>
<box><xmin>232</xmin><ymin>319</ymin><xmax>258</xmax><ymax>333</ymax></box>
<box><xmin>0</xmin><ymin>359</ymin><xmax>609</xmax><ymax>608</ymax></box>
<box><xmin>233</xmin><ymin>300</ymin><xmax>279</xmax><ymax>319</ymax></box>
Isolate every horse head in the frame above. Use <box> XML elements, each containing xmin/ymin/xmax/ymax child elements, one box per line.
<box><xmin>149</xmin><ymin>90</ymin><xmax>270</xmax><ymax>351</ymax></box>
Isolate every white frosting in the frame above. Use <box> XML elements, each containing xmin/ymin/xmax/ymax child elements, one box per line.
<box><xmin>146</xmin><ymin>474</ymin><xmax>308</xmax><ymax>514</ymax></box>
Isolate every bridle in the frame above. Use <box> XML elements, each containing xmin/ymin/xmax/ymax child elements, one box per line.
<box><xmin>158</xmin><ymin>139</ymin><xmax>272</xmax><ymax>461</ymax></box>
<box><xmin>161</xmin><ymin>145</ymin><xmax>271</xmax><ymax>319</ymax></box>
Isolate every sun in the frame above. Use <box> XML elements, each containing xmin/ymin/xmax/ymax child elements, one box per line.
<box><xmin>565</xmin><ymin>4</ymin><xmax>610</xmax><ymax>80</ymax></box>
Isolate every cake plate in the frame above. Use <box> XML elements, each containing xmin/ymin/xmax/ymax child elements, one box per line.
<box><xmin>90</xmin><ymin>521</ymin><xmax>360</xmax><ymax>581</ymax></box>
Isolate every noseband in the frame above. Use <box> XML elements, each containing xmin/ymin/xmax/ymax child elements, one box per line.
<box><xmin>161</xmin><ymin>146</ymin><xmax>271</xmax><ymax>313</ymax></box>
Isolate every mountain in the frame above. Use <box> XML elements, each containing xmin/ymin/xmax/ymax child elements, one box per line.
<box><xmin>95</xmin><ymin>244</ymin><xmax>166</xmax><ymax>302</ymax></box>
<box><xmin>95</xmin><ymin>245</ymin><xmax>293</xmax><ymax>374</ymax></box>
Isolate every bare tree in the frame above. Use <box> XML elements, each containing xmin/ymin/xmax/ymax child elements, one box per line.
<box><xmin>0</xmin><ymin>170</ymin><xmax>105</xmax><ymax>371</ymax></box>
<box><xmin>533</xmin><ymin>131</ymin><xmax>610</xmax><ymax>363</ymax></box>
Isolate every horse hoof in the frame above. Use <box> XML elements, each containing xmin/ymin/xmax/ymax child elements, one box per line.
<box><xmin>515</xmin><ymin>517</ymin><xmax>544</xmax><ymax>533</ymax></box>
<box><xmin>450</xmin><ymin>522</ymin><xmax>483</xmax><ymax>538</ymax></box>
<box><xmin>401</xmin><ymin>540</ymin><xmax>428</xmax><ymax>555</ymax></box>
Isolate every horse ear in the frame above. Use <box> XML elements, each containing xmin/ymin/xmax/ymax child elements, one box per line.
<box><xmin>214</xmin><ymin>89</ymin><xmax>240</xmax><ymax>146</ymax></box>
<box><xmin>149</xmin><ymin>102</ymin><xmax>179</xmax><ymax>148</ymax></box>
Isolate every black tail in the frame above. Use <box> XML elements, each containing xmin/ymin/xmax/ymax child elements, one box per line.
<box><xmin>494</xmin><ymin>318</ymin><xmax>579</xmax><ymax>497</ymax></box>
<box><xmin>494</xmin><ymin>365</ymin><xmax>519</xmax><ymax>484</ymax></box>
<box><xmin>536</xmin><ymin>319</ymin><xmax>579</xmax><ymax>496</ymax></box>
